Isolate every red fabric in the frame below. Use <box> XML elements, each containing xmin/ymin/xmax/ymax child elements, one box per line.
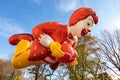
<box><xmin>57</xmin><ymin>41</ymin><xmax>77</xmax><ymax>63</ymax></box>
<box><xmin>39</xmin><ymin>38</ymin><xmax>78</xmax><ymax>65</ymax></box>
<box><xmin>41</xmin><ymin>54</ymin><xmax>57</xmax><ymax>64</ymax></box>
<box><xmin>32</xmin><ymin>22</ymin><xmax>68</xmax><ymax>43</ymax></box>
<box><xmin>69</xmin><ymin>7</ymin><xmax>98</xmax><ymax>26</ymax></box>
<box><xmin>50</xmin><ymin>62</ymin><xmax>60</xmax><ymax>70</ymax></box>
<box><xmin>28</xmin><ymin>22</ymin><xmax>78</xmax><ymax>65</ymax></box>
<box><xmin>28</xmin><ymin>39</ymin><xmax>51</xmax><ymax>60</ymax></box>
<box><xmin>28</xmin><ymin>22</ymin><xmax>68</xmax><ymax>60</ymax></box>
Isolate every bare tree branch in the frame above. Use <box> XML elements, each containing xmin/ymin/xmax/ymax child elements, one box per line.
<box><xmin>98</xmin><ymin>29</ymin><xmax>120</xmax><ymax>76</ymax></box>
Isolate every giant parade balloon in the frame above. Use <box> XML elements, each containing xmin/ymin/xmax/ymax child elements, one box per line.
<box><xmin>9</xmin><ymin>7</ymin><xmax>98</xmax><ymax>70</ymax></box>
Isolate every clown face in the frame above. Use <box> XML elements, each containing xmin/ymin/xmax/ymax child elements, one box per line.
<box><xmin>69</xmin><ymin>16</ymin><xmax>95</xmax><ymax>37</ymax></box>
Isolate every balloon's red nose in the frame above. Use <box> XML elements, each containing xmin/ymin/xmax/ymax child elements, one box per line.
<box><xmin>81</xmin><ymin>28</ymin><xmax>90</xmax><ymax>36</ymax></box>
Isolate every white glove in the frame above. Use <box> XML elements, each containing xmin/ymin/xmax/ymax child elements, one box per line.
<box><xmin>38</xmin><ymin>34</ymin><xmax>54</xmax><ymax>47</ymax></box>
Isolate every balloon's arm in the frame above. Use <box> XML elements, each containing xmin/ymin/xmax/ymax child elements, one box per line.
<box><xmin>37</xmin><ymin>33</ymin><xmax>64</xmax><ymax>58</ymax></box>
<box><xmin>32</xmin><ymin>22</ymin><xmax>60</xmax><ymax>39</ymax></box>
<box><xmin>32</xmin><ymin>23</ymin><xmax>59</xmax><ymax>48</ymax></box>
<box><xmin>57</xmin><ymin>42</ymin><xmax>78</xmax><ymax>66</ymax></box>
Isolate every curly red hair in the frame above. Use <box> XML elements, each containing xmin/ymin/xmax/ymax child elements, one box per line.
<box><xmin>69</xmin><ymin>7</ymin><xmax>98</xmax><ymax>26</ymax></box>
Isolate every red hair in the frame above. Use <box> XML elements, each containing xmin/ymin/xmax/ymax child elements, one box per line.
<box><xmin>69</xmin><ymin>7</ymin><xmax>98</xmax><ymax>26</ymax></box>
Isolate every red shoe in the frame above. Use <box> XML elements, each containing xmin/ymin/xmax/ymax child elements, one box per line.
<box><xmin>9</xmin><ymin>33</ymin><xmax>34</xmax><ymax>45</ymax></box>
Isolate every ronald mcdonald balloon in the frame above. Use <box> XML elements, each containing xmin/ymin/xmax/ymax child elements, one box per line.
<box><xmin>9</xmin><ymin>7</ymin><xmax>98</xmax><ymax>70</ymax></box>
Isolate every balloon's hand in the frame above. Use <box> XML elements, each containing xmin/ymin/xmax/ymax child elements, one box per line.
<box><xmin>50</xmin><ymin>42</ymin><xmax>64</xmax><ymax>58</ymax></box>
<box><xmin>38</xmin><ymin>34</ymin><xmax>53</xmax><ymax>47</ymax></box>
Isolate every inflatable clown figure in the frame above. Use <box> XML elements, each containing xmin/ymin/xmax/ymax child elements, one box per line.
<box><xmin>9</xmin><ymin>7</ymin><xmax>98</xmax><ymax>70</ymax></box>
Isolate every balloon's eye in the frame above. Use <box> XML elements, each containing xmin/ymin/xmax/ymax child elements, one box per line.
<box><xmin>87</xmin><ymin>23</ymin><xmax>90</xmax><ymax>26</ymax></box>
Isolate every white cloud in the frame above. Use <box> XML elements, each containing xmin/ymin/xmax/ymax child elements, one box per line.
<box><xmin>0</xmin><ymin>18</ymin><xmax>25</xmax><ymax>38</ymax></box>
<box><xmin>57</xmin><ymin>0</ymin><xmax>79</xmax><ymax>12</ymax></box>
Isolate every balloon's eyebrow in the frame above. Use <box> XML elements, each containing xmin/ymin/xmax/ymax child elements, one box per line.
<box><xmin>88</xmin><ymin>19</ymin><xmax>94</xmax><ymax>24</ymax></box>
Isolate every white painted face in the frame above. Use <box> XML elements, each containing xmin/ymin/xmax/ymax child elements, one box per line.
<box><xmin>69</xmin><ymin>16</ymin><xmax>95</xmax><ymax>37</ymax></box>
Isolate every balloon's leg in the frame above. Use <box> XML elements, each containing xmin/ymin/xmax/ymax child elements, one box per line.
<box><xmin>12</xmin><ymin>40</ymin><xmax>41</xmax><ymax>69</ymax></box>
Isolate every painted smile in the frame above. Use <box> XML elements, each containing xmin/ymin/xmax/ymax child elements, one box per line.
<box><xmin>81</xmin><ymin>28</ymin><xmax>91</xmax><ymax>36</ymax></box>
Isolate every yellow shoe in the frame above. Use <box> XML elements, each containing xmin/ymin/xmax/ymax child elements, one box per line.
<box><xmin>69</xmin><ymin>59</ymin><xmax>78</xmax><ymax>66</ymax></box>
<box><xmin>12</xmin><ymin>40</ymin><xmax>41</xmax><ymax>69</ymax></box>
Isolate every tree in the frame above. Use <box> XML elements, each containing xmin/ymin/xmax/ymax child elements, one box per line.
<box><xmin>97</xmin><ymin>72</ymin><xmax>112</xmax><ymax>80</ymax></box>
<box><xmin>50</xmin><ymin>64</ymin><xmax>69</xmax><ymax>80</ymax></box>
<box><xmin>26</xmin><ymin>64</ymin><xmax>55</xmax><ymax>80</ymax></box>
<box><xmin>67</xmin><ymin>35</ymin><xmax>102</xmax><ymax>80</ymax></box>
<box><xmin>0</xmin><ymin>59</ymin><xmax>23</xmax><ymax>80</ymax></box>
<box><xmin>97</xmin><ymin>29</ymin><xmax>120</xmax><ymax>76</ymax></box>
